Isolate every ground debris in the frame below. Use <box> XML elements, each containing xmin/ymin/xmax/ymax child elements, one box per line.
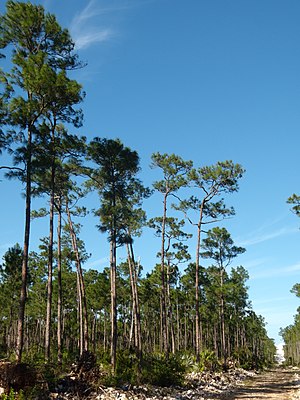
<box><xmin>48</xmin><ymin>367</ymin><xmax>254</xmax><ymax>400</ymax></box>
<box><xmin>71</xmin><ymin>351</ymin><xmax>97</xmax><ymax>375</ymax></box>
<box><xmin>0</xmin><ymin>361</ymin><xmax>37</xmax><ymax>394</ymax></box>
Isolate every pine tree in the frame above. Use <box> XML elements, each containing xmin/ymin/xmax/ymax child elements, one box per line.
<box><xmin>87</xmin><ymin>137</ymin><xmax>140</xmax><ymax>372</ymax></box>
<box><xmin>0</xmin><ymin>0</ymin><xmax>82</xmax><ymax>362</ymax></box>
<box><xmin>175</xmin><ymin>160</ymin><xmax>244</xmax><ymax>360</ymax></box>
<box><xmin>151</xmin><ymin>152</ymin><xmax>192</xmax><ymax>354</ymax></box>
<box><xmin>201</xmin><ymin>227</ymin><xmax>245</xmax><ymax>363</ymax></box>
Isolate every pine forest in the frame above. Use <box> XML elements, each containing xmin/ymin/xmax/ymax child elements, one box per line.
<box><xmin>0</xmin><ymin>1</ymin><xmax>299</xmax><ymax>398</ymax></box>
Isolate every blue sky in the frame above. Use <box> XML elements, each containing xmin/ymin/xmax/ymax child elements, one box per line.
<box><xmin>1</xmin><ymin>0</ymin><xmax>300</xmax><ymax>344</ymax></box>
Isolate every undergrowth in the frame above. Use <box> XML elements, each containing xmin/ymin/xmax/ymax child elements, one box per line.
<box><xmin>0</xmin><ymin>389</ymin><xmax>24</xmax><ymax>400</ymax></box>
<box><xmin>100</xmin><ymin>350</ymin><xmax>185</xmax><ymax>387</ymax></box>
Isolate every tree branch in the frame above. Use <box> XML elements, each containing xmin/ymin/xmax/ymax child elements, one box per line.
<box><xmin>0</xmin><ymin>166</ymin><xmax>24</xmax><ymax>172</ymax></box>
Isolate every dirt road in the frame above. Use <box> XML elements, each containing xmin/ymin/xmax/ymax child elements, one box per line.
<box><xmin>224</xmin><ymin>368</ymin><xmax>300</xmax><ymax>399</ymax></box>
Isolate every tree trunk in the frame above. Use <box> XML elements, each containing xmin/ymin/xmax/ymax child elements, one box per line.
<box><xmin>45</xmin><ymin>164</ymin><xmax>55</xmax><ymax>362</ymax></box>
<box><xmin>220</xmin><ymin>268</ymin><xmax>226</xmax><ymax>362</ymax></box>
<box><xmin>16</xmin><ymin>126</ymin><xmax>32</xmax><ymax>363</ymax></box>
<box><xmin>77</xmin><ymin>272</ymin><xmax>84</xmax><ymax>355</ymax></box>
<box><xmin>184</xmin><ymin>306</ymin><xmax>187</xmax><ymax>351</ymax></box>
<box><xmin>66</xmin><ymin>200</ymin><xmax>89</xmax><ymax>354</ymax></box>
<box><xmin>126</xmin><ymin>240</ymin><xmax>142</xmax><ymax>361</ymax></box>
<box><xmin>195</xmin><ymin>200</ymin><xmax>204</xmax><ymax>361</ymax></box>
<box><xmin>160</xmin><ymin>191</ymin><xmax>168</xmax><ymax>354</ymax></box>
<box><xmin>129</xmin><ymin>309</ymin><xmax>134</xmax><ymax>347</ymax></box>
<box><xmin>103</xmin><ymin>310</ymin><xmax>107</xmax><ymax>352</ymax></box>
<box><xmin>110</xmin><ymin>237</ymin><xmax>117</xmax><ymax>373</ymax></box>
<box><xmin>176</xmin><ymin>299</ymin><xmax>180</xmax><ymax>352</ymax></box>
<box><xmin>166</xmin><ymin>262</ymin><xmax>175</xmax><ymax>354</ymax></box>
<box><xmin>57</xmin><ymin>197</ymin><xmax>63</xmax><ymax>365</ymax></box>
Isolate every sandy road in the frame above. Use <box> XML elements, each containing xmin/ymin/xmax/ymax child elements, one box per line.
<box><xmin>223</xmin><ymin>368</ymin><xmax>300</xmax><ymax>400</ymax></box>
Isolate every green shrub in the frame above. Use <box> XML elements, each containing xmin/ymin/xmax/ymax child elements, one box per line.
<box><xmin>141</xmin><ymin>353</ymin><xmax>185</xmax><ymax>387</ymax></box>
<box><xmin>198</xmin><ymin>350</ymin><xmax>220</xmax><ymax>371</ymax></box>
<box><xmin>101</xmin><ymin>352</ymin><xmax>185</xmax><ymax>387</ymax></box>
<box><xmin>179</xmin><ymin>353</ymin><xmax>197</xmax><ymax>371</ymax></box>
<box><xmin>116</xmin><ymin>350</ymin><xmax>140</xmax><ymax>384</ymax></box>
<box><xmin>99</xmin><ymin>349</ymin><xmax>140</xmax><ymax>386</ymax></box>
<box><xmin>0</xmin><ymin>388</ymin><xmax>23</xmax><ymax>400</ymax></box>
<box><xmin>233</xmin><ymin>348</ymin><xmax>258</xmax><ymax>370</ymax></box>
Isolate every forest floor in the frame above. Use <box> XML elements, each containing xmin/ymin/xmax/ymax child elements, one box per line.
<box><xmin>45</xmin><ymin>366</ymin><xmax>300</xmax><ymax>399</ymax></box>
<box><xmin>222</xmin><ymin>367</ymin><xmax>300</xmax><ymax>400</ymax></box>
<box><xmin>2</xmin><ymin>360</ymin><xmax>300</xmax><ymax>399</ymax></box>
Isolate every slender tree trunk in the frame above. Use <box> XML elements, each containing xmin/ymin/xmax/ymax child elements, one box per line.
<box><xmin>126</xmin><ymin>243</ymin><xmax>136</xmax><ymax>349</ymax></box>
<box><xmin>45</xmin><ymin>162</ymin><xmax>55</xmax><ymax>362</ymax></box>
<box><xmin>92</xmin><ymin>315</ymin><xmax>96</xmax><ymax>353</ymax></box>
<box><xmin>25</xmin><ymin>318</ymin><xmax>29</xmax><ymax>353</ymax></box>
<box><xmin>213</xmin><ymin>324</ymin><xmax>218</xmax><ymax>356</ymax></box>
<box><xmin>7</xmin><ymin>305</ymin><xmax>13</xmax><ymax>356</ymax></box>
<box><xmin>16</xmin><ymin>126</ymin><xmax>32</xmax><ymax>363</ymax></box>
<box><xmin>110</xmin><ymin>237</ymin><xmax>117</xmax><ymax>373</ymax></box>
<box><xmin>166</xmin><ymin>262</ymin><xmax>175</xmax><ymax>354</ymax></box>
<box><xmin>77</xmin><ymin>272</ymin><xmax>84</xmax><ymax>355</ymax></box>
<box><xmin>103</xmin><ymin>310</ymin><xmax>107</xmax><ymax>352</ymax></box>
<box><xmin>195</xmin><ymin>201</ymin><xmax>204</xmax><ymax>361</ymax></box>
<box><xmin>129</xmin><ymin>307</ymin><xmax>134</xmax><ymax>347</ymax></box>
<box><xmin>220</xmin><ymin>268</ymin><xmax>226</xmax><ymax>362</ymax></box>
<box><xmin>57</xmin><ymin>197</ymin><xmax>63</xmax><ymax>365</ymax></box>
<box><xmin>159</xmin><ymin>296</ymin><xmax>163</xmax><ymax>352</ymax></box>
<box><xmin>126</xmin><ymin>240</ymin><xmax>142</xmax><ymax>360</ymax></box>
<box><xmin>160</xmin><ymin>191</ymin><xmax>169</xmax><ymax>354</ymax></box>
<box><xmin>184</xmin><ymin>306</ymin><xmax>187</xmax><ymax>351</ymax></box>
<box><xmin>66</xmin><ymin>200</ymin><xmax>89</xmax><ymax>354</ymax></box>
<box><xmin>131</xmin><ymin>243</ymin><xmax>142</xmax><ymax>358</ymax></box>
<box><xmin>176</xmin><ymin>299</ymin><xmax>180</xmax><ymax>352</ymax></box>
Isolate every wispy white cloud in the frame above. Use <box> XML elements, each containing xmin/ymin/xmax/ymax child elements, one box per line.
<box><xmin>237</xmin><ymin>226</ymin><xmax>298</xmax><ymax>247</ymax></box>
<box><xmin>70</xmin><ymin>0</ymin><xmax>122</xmax><ymax>50</ymax></box>
<box><xmin>86</xmin><ymin>257</ymin><xmax>109</xmax><ymax>269</ymax></box>
<box><xmin>74</xmin><ymin>29</ymin><xmax>114</xmax><ymax>51</ymax></box>
<box><xmin>73</xmin><ymin>0</ymin><xmax>131</xmax><ymax>23</ymax></box>
<box><xmin>285</xmin><ymin>262</ymin><xmax>300</xmax><ymax>273</ymax></box>
<box><xmin>249</xmin><ymin>261</ymin><xmax>300</xmax><ymax>280</ymax></box>
<box><xmin>73</xmin><ymin>0</ymin><xmax>99</xmax><ymax>23</ymax></box>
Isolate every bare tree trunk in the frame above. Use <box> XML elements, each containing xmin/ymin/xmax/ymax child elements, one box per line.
<box><xmin>195</xmin><ymin>201</ymin><xmax>204</xmax><ymax>361</ymax></box>
<box><xmin>110</xmin><ymin>238</ymin><xmax>117</xmax><ymax>373</ymax></box>
<box><xmin>45</xmin><ymin>173</ymin><xmax>55</xmax><ymax>362</ymax></box>
<box><xmin>176</xmin><ymin>299</ymin><xmax>180</xmax><ymax>352</ymax></box>
<box><xmin>184</xmin><ymin>306</ymin><xmax>187</xmax><ymax>351</ymax></box>
<box><xmin>213</xmin><ymin>324</ymin><xmax>218</xmax><ymax>357</ymax></box>
<box><xmin>16</xmin><ymin>126</ymin><xmax>32</xmax><ymax>363</ymax></box>
<box><xmin>220</xmin><ymin>268</ymin><xmax>226</xmax><ymax>363</ymax></box>
<box><xmin>126</xmin><ymin>243</ymin><xmax>136</xmax><ymax>348</ymax></box>
<box><xmin>92</xmin><ymin>315</ymin><xmax>96</xmax><ymax>353</ymax></box>
<box><xmin>159</xmin><ymin>297</ymin><xmax>163</xmax><ymax>352</ymax></box>
<box><xmin>103</xmin><ymin>310</ymin><xmax>107</xmax><ymax>352</ymax></box>
<box><xmin>166</xmin><ymin>262</ymin><xmax>175</xmax><ymax>354</ymax></box>
<box><xmin>129</xmin><ymin>309</ymin><xmax>134</xmax><ymax>347</ymax></box>
<box><xmin>57</xmin><ymin>197</ymin><xmax>63</xmax><ymax>365</ymax></box>
<box><xmin>77</xmin><ymin>272</ymin><xmax>83</xmax><ymax>355</ymax></box>
<box><xmin>66</xmin><ymin>200</ymin><xmax>89</xmax><ymax>354</ymax></box>
<box><xmin>126</xmin><ymin>240</ymin><xmax>142</xmax><ymax>360</ymax></box>
<box><xmin>160</xmin><ymin>191</ymin><xmax>168</xmax><ymax>354</ymax></box>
